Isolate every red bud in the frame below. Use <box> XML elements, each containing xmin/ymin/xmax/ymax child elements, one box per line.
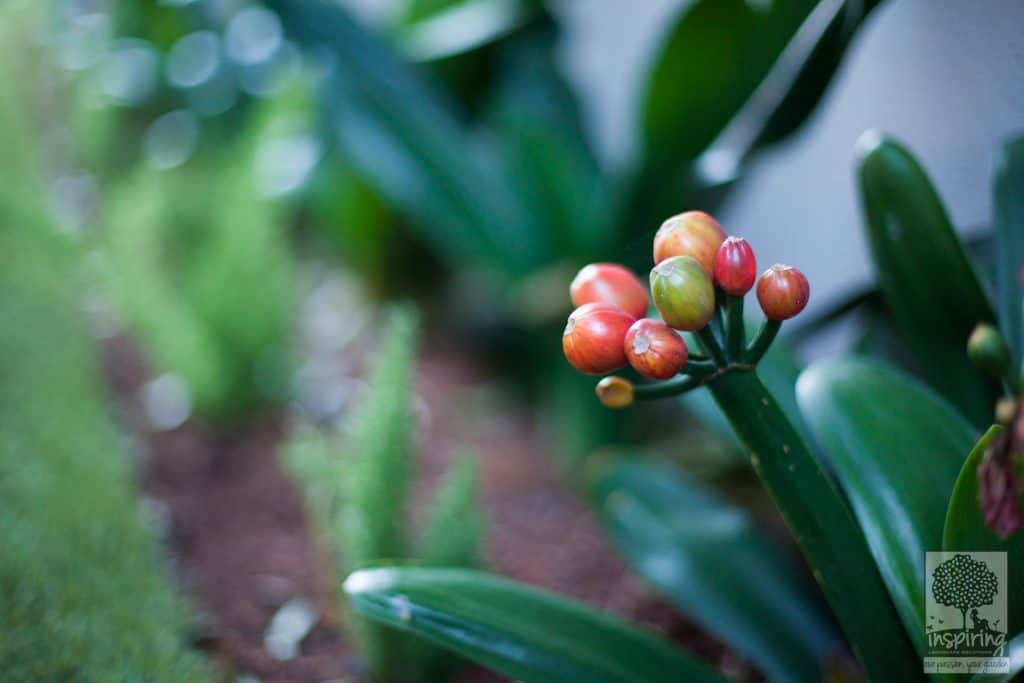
<box><xmin>625</xmin><ymin>318</ymin><xmax>688</xmax><ymax>380</ymax></box>
<box><xmin>713</xmin><ymin>236</ymin><xmax>757</xmax><ymax>296</ymax></box>
<box><xmin>570</xmin><ymin>263</ymin><xmax>648</xmax><ymax>319</ymax></box>
<box><xmin>653</xmin><ymin>211</ymin><xmax>726</xmax><ymax>273</ymax></box>
<box><xmin>756</xmin><ymin>264</ymin><xmax>809</xmax><ymax>320</ymax></box>
<box><xmin>562</xmin><ymin>303</ymin><xmax>635</xmax><ymax>375</ymax></box>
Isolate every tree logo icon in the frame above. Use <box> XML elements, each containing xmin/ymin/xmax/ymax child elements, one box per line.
<box><xmin>931</xmin><ymin>553</ymin><xmax>999</xmax><ymax>632</ymax></box>
<box><xmin>925</xmin><ymin>551</ymin><xmax>1008</xmax><ymax>674</ymax></box>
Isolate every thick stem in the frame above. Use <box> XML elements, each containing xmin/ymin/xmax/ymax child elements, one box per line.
<box><xmin>697</xmin><ymin>326</ymin><xmax>727</xmax><ymax>367</ymax></box>
<box><xmin>745</xmin><ymin>319</ymin><xmax>781</xmax><ymax>364</ymax></box>
<box><xmin>682</xmin><ymin>359</ymin><xmax>717</xmax><ymax>378</ymax></box>
<box><xmin>726</xmin><ymin>295</ymin><xmax>745</xmax><ymax>361</ymax></box>
<box><xmin>707</xmin><ymin>370</ymin><xmax>921</xmax><ymax>681</ymax></box>
<box><xmin>633</xmin><ymin>375</ymin><xmax>703</xmax><ymax>399</ymax></box>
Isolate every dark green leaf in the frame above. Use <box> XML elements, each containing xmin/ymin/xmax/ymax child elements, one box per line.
<box><xmin>397</xmin><ymin>0</ymin><xmax>537</xmax><ymax>62</ymax></box>
<box><xmin>943</xmin><ymin>425</ymin><xmax>1024</xmax><ymax>636</ymax></box>
<box><xmin>856</xmin><ymin>131</ymin><xmax>997</xmax><ymax>427</ymax></box>
<box><xmin>797</xmin><ymin>357</ymin><xmax>978</xmax><ymax>654</ymax></box>
<box><xmin>641</xmin><ymin>0</ymin><xmax>817</xmax><ymax>164</ymax></box>
<box><xmin>589</xmin><ymin>455</ymin><xmax>839</xmax><ymax>682</ymax></box>
<box><xmin>344</xmin><ymin>567</ymin><xmax>730</xmax><ymax>683</ymax></box>
<box><xmin>993</xmin><ymin>136</ymin><xmax>1024</xmax><ymax>385</ymax></box>
<box><xmin>969</xmin><ymin>631</ymin><xmax>1024</xmax><ymax>683</ymax></box>
<box><xmin>270</xmin><ymin>0</ymin><xmax>550</xmax><ymax>277</ymax></box>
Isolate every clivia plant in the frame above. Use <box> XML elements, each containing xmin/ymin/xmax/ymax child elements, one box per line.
<box><xmin>339</xmin><ymin>133</ymin><xmax>1024</xmax><ymax>683</ymax></box>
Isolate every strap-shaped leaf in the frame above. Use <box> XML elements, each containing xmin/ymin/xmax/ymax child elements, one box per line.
<box><xmin>589</xmin><ymin>456</ymin><xmax>840</xmax><ymax>682</ymax></box>
<box><xmin>943</xmin><ymin>425</ymin><xmax>1024</xmax><ymax>636</ymax></box>
<box><xmin>969</xmin><ymin>631</ymin><xmax>1024</xmax><ymax>683</ymax></box>
<box><xmin>856</xmin><ymin>131</ymin><xmax>997</xmax><ymax>427</ymax></box>
<box><xmin>344</xmin><ymin>567</ymin><xmax>730</xmax><ymax>683</ymax></box>
<box><xmin>797</xmin><ymin>358</ymin><xmax>978</xmax><ymax>654</ymax></box>
<box><xmin>994</xmin><ymin>136</ymin><xmax>1024</xmax><ymax>385</ymax></box>
<box><xmin>270</xmin><ymin>0</ymin><xmax>550</xmax><ymax>277</ymax></box>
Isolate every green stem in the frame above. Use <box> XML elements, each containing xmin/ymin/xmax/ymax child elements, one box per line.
<box><xmin>634</xmin><ymin>375</ymin><xmax>703</xmax><ymax>399</ymax></box>
<box><xmin>707</xmin><ymin>370</ymin><xmax>922</xmax><ymax>682</ymax></box>
<box><xmin>745</xmin><ymin>319</ymin><xmax>781</xmax><ymax>364</ymax></box>
<box><xmin>697</xmin><ymin>327</ymin><xmax>727</xmax><ymax>367</ymax></box>
<box><xmin>711</xmin><ymin>299</ymin><xmax>727</xmax><ymax>345</ymax></box>
<box><xmin>726</xmin><ymin>295</ymin><xmax>745</xmax><ymax>361</ymax></box>
<box><xmin>682</xmin><ymin>359</ymin><xmax>717</xmax><ymax>377</ymax></box>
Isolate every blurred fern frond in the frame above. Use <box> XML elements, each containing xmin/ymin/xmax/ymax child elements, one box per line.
<box><xmin>286</xmin><ymin>306</ymin><xmax>486</xmax><ymax>682</ymax></box>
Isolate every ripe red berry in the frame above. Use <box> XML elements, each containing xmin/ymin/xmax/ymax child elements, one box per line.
<box><xmin>756</xmin><ymin>265</ymin><xmax>810</xmax><ymax>320</ymax></box>
<box><xmin>653</xmin><ymin>211</ymin><xmax>726</xmax><ymax>273</ymax></box>
<box><xmin>625</xmin><ymin>318</ymin><xmax>689</xmax><ymax>380</ymax></box>
<box><xmin>562</xmin><ymin>303</ymin><xmax>635</xmax><ymax>375</ymax></box>
<box><xmin>649</xmin><ymin>256</ymin><xmax>716</xmax><ymax>331</ymax></box>
<box><xmin>714</xmin><ymin>236</ymin><xmax>757</xmax><ymax>296</ymax></box>
<box><xmin>570</xmin><ymin>263</ymin><xmax>648</xmax><ymax>319</ymax></box>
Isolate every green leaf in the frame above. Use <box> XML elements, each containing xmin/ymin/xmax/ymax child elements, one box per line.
<box><xmin>797</xmin><ymin>357</ymin><xmax>978</xmax><ymax>655</ymax></box>
<box><xmin>856</xmin><ymin>130</ymin><xmax>997</xmax><ymax>427</ymax></box>
<box><xmin>589</xmin><ymin>455</ymin><xmax>839</xmax><ymax>682</ymax></box>
<box><xmin>943</xmin><ymin>425</ymin><xmax>1024</xmax><ymax>636</ymax></box>
<box><xmin>993</xmin><ymin>136</ymin><xmax>1024</xmax><ymax>385</ymax></box>
<box><xmin>641</xmin><ymin>0</ymin><xmax>815</xmax><ymax>164</ymax></box>
<box><xmin>270</xmin><ymin>0</ymin><xmax>550</xmax><ymax>278</ymax></box>
<box><xmin>485</xmin><ymin>32</ymin><xmax>615</xmax><ymax>262</ymax></box>
<box><xmin>397</xmin><ymin>0</ymin><xmax>536</xmax><ymax>63</ymax></box>
<box><xmin>969</xmin><ymin>631</ymin><xmax>1024</xmax><ymax>683</ymax></box>
<box><xmin>344</xmin><ymin>567</ymin><xmax>731</xmax><ymax>683</ymax></box>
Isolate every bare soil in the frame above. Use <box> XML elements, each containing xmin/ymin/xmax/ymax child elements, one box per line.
<box><xmin>104</xmin><ymin>335</ymin><xmax>759</xmax><ymax>683</ymax></box>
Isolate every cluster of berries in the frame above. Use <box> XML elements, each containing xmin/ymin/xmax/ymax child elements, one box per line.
<box><xmin>562</xmin><ymin>211</ymin><xmax>809</xmax><ymax>405</ymax></box>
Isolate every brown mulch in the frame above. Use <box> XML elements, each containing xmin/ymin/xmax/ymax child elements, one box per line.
<box><xmin>103</xmin><ymin>334</ymin><xmax>759</xmax><ymax>683</ymax></box>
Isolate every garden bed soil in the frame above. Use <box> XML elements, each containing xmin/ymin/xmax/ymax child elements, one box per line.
<box><xmin>104</xmin><ymin>334</ymin><xmax>760</xmax><ymax>683</ymax></box>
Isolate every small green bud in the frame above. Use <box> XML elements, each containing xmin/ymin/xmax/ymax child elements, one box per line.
<box><xmin>649</xmin><ymin>256</ymin><xmax>715</xmax><ymax>331</ymax></box>
<box><xmin>967</xmin><ymin>323</ymin><xmax>1011</xmax><ymax>379</ymax></box>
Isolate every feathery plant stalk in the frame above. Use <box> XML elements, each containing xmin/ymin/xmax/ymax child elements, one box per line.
<box><xmin>286</xmin><ymin>306</ymin><xmax>485</xmax><ymax>682</ymax></box>
<box><xmin>0</xmin><ymin>7</ymin><xmax>209</xmax><ymax>676</ymax></box>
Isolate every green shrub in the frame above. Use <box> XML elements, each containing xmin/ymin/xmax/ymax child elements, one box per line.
<box><xmin>286</xmin><ymin>306</ymin><xmax>485</xmax><ymax>682</ymax></box>
<box><xmin>0</xmin><ymin>9</ymin><xmax>210</xmax><ymax>673</ymax></box>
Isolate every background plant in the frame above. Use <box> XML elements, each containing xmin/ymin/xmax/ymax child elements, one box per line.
<box><xmin>286</xmin><ymin>306</ymin><xmax>486</xmax><ymax>682</ymax></box>
<box><xmin>342</xmin><ymin>135</ymin><xmax>1024</xmax><ymax>682</ymax></box>
<box><xmin>0</xmin><ymin>7</ymin><xmax>210</xmax><ymax>678</ymax></box>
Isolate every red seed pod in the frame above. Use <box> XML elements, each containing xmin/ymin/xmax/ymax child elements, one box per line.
<box><xmin>756</xmin><ymin>264</ymin><xmax>810</xmax><ymax>320</ymax></box>
<box><xmin>652</xmin><ymin>211</ymin><xmax>726</xmax><ymax>273</ymax></box>
<box><xmin>714</xmin><ymin>236</ymin><xmax>757</xmax><ymax>296</ymax></box>
<box><xmin>562</xmin><ymin>303</ymin><xmax>635</xmax><ymax>375</ymax></box>
<box><xmin>570</xmin><ymin>263</ymin><xmax>649</xmax><ymax>319</ymax></box>
<box><xmin>624</xmin><ymin>318</ymin><xmax>689</xmax><ymax>380</ymax></box>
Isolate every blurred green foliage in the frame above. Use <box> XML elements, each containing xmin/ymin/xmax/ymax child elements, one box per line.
<box><xmin>286</xmin><ymin>306</ymin><xmax>485</xmax><ymax>682</ymax></box>
<box><xmin>0</xmin><ymin>6</ymin><xmax>209</xmax><ymax>677</ymax></box>
<box><xmin>103</xmin><ymin>111</ymin><xmax>295</xmax><ymax>422</ymax></box>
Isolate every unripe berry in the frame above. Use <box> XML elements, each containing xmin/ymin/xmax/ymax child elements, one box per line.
<box><xmin>756</xmin><ymin>265</ymin><xmax>809</xmax><ymax>320</ymax></box>
<box><xmin>570</xmin><ymin>263</ymin><xmax>649</xmax><ymax>319</ymax></box>
<box><xmin>595</xmin><ymin>376</ymin><xmax>634</xmax><ymax>409</ymax></box>
<box><xmin>713</xmin><ymin>236</ymin><xmax>757</xmax><ymax>296</ymax></box>
<box><xmin>562</xmin><ymin>303</ymin><xmax>635</xmax><ymax>375</ymax></box>
<box><xmin>968</xmin><ymin>323</ymin><xmax>1011</xmax><ymax>379</ymax></box>
<box><xmin>625</xmin><ymin>318</ymin><xmax>688</xmax><ymax>380</ymax></box>
<box><xmin>650</xmin><ymin>256</ymin><xmax>716</xmax><ymax>331</ymax></box>
<box><xmin>653</xmin><ymin>211</ymin><xmax>726</xmax><ymax>273</ymax></box>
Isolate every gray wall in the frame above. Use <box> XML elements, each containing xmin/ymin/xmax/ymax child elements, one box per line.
<box><xmin>558</xmin><ymin>0</ymin><xmax>1024</xmax><ymax>316</ymax></box>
